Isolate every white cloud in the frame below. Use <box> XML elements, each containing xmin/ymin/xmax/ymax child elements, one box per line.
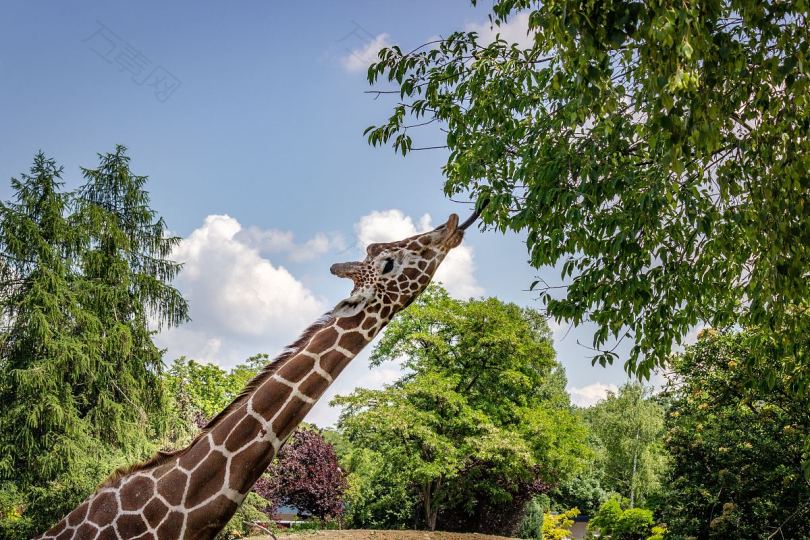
<box><xmin>354</xmin><ymin>209</ymin><xmax>484</xmax><ymax>299</ymax></box>
<box><xmin>341</xmin><ymin>32</ymin><xmax>391</xmax><ymax>72</ymax></box>
<box><xmin>237</xmin><ymin>226</ymin><xmax>346</xmax><ymax>262</ymax></box>
<box><xmin>155</xmin><ymin>215</ymin><xmax>326</xmax><ymax>368</ymax></box>
<box><xmin>156</xmin><ymin>327</ymin><xmax>223</xmax><ymax>365</ymax></box>
<box><xmin>465</xmin><ymin>11</ymin><xmax>535</xmax><ymax>49</ymax></box>
<box><xmin>567</xmin><ymin>382</ymin><xmax>618</xmax><ymax>407</ymax></box>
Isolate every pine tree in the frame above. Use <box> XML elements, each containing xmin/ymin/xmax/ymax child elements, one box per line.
<box><xmin>0</xmin><ymin>152</ymin><xmax>93</xmax><ymax>482</ymax></box>
<box><xmin>0</xmin><ymin>148</ymin><xmax>189</xmax><ymax>536</ymax></box>
<box><xmin>73</xmin><ymin>144</ymin><xmax>189</xmax><ymax>450</ymax></box>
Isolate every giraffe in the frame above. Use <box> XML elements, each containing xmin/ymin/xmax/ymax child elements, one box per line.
<box><xmin>38</xmin><ymin>208</ymin><xmax>481</xmax><ymax>540</ymax></box>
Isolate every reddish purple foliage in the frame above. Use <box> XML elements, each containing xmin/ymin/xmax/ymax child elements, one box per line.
<box><xmin>253</xmin><ymin>429</ymin><xmax>347</xmax><ymax>520</ymax></box>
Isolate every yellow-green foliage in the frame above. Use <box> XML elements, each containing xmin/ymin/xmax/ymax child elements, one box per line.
<box><xmin>542</xmin><ymin>507</ymin><xmax>579</xmax><ymax>540</ymax></box>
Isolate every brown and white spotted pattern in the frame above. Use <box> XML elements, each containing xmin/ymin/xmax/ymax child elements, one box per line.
<box><xmin>38</xmin><ymin>213</ymin><xmax>467</xmax><ymax>540</ymax></box>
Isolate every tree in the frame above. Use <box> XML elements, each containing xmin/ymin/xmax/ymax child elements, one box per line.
<box><xmin>549</xmin><ymin>469</ymin><xmax>606</xmax><ymax>517</ymax></box>
<box><xmin>364</xmin><ymin>0</ymin><xmax>810</xmax><ymax>389</ymax></box>
<box><xmin>73</xmin><ymin>145</ymin><xmax>188</xmax><ymax>446</ymax></box>
<box><xmin>659</xmin><ymin>330</ymin><xmax>810</xmax><ymax>539</ymax></box>
<box><xmin>327</xmin><ymin>432</ymin><xmax>416</xmax><ymax>529</ymax></box>
<box><xmin>0</xmin><ymin>149</ymin><xmax>188</xmax><ymax>537</ymax></box>
<box><xmin>334</xmin><ymin>286</ymin><xmax>589</xmax><ymax>534</ymax></box>
<box><xmin>255</xmin><ymin>428</ymin><xmax>348</xmax><ymax>520</ymax></box>
<box><xmin>585</xmin><ymin>384</ymin><xmax>667</xmax><ymax>507</ymax></box>
<box><xmin>0</xmin><ymin>152</ymin><xmax>94</xmax><ymax>484</ymax></box>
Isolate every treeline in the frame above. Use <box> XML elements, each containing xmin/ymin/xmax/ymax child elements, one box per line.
<box><xmin>323</xmin><ymin>290</ymin><xmax>809</xmax><ymax>540</ymax></box>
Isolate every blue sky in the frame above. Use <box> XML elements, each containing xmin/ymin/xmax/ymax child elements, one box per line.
<box><xmin>1</xmin><ymin>1</ymin><xmax>652</xmax><ymax>425</ymax></box>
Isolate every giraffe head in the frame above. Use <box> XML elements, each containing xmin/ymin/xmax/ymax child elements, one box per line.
<box><xmin>329</xmin><ymin>213</ymin><xmax>465</xmax><ymax>319</ymax></box>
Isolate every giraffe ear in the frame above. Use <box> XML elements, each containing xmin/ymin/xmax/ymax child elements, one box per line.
<box><xmin>332</xmin><ymin>290</ymin><xmax>370</xmax><ymax>319</ymax></box>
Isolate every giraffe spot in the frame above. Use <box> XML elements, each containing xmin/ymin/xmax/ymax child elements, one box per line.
<box><xmin>75</xmin><ymin>523</ymin><xmax>98</xmax><ymax>538</ymax></box>
<box><xmin>338</xmin><ymin>331</ymin><xmax>365</xmax><ymax>352</ymax></box>
<box><xmin>409</xmin><ymin>281</ymin><xmax>420</xmax><ymax>291</ymax></box>
<box><xmin>120</xmin><ymin>475</ymin><xmax>155</xmax><ymax>511</ymax></box>
<box><xmin>102</xmin><ymin>474</ymin><xmax>125</xmax><ymax>490</ymax></box>
<box><xmin>55</xmin><ymin>529</ymin><xmax>73</xmax><ymax>540</ymax></box>
<box><xmin>276</xmin><ymin>355</ymin><xmax>315</xmax><ymax>383</ymax></box>
<box><xmin>178</xmin><ymin>435</ymin><xmax>212</xmax><ymax>470</ymax></box>
<box><xmin>271</xmin><ymin>399</ymin><xmax>310</xmax><ymax>439</ymax></box>
<box><xmin>157</xmin><ymin>468</ymin><xmax>188</xmax><ymax>507</ymax></box>
<box><xmin>187</xmin><ymin>495</ymin><xmax>238</xmax><ymax>532</ymax></box>
<box><xmin>156</xmin><ymin>511</ymin><xmax>184</xmax><ymax>537</ymax></box>
<box><xmin>418</xmin><ymin>274</ymin><xmax>430</xmax><ymax>285</ymax></box>
<box><xmin>185</xmin><ymin>450</ymin><xmax>227</xmax><ymax>508</ymax></box>
<box><xmin>300</xmin><ymin>371</ymin><xmax>331</xmax><ymax>401</ymax></box>
<box><xmin>319</xmin><ymin>349</ymin><xmax>349</xmax><ymax>373</ymax></box>
<box><xmin>209</xmin><ymin>404</ymin><xmax>244</xmax><ymax>446</ymax></box>
<box><xmin>380</xmin><ymin>305</ymin><xmax>392</xmax><ymax>319</ymax></box>
<box><xmin>336</xmin><ymin>311</ymin><xmax>364</xmax><ymax>330</ymax></box>
<box><xmin>229</xmin><ymin>441</ymin><xmax>274</xmax><ymax>493</ymax></box>
<box><xmin>97</xmin><ymin>525</ymin><xmax>118</xmax><ymax>540</ymax></box>
<box><xmin>403</xmin><ymin>267</ymin><xmax>420</xmax><ymax>280</ymax></box>
<box><xmin>361</xmin><ymin>317</ymin><xmax>377</xmax><ymax>330</ymax></box>
<box><xmin>250</xmin><ymin>379</ymin><xmax>291</xmax><ymax>421</ymax></box>
<box><xmin>225</xmin><ymin>415</ymin><xmax>263</xmax><ymax>453</ymax></box>
<box><xmin>419</xmin><ymin>236</ymin><xmax>431</xmax><ymax>245</ymax></box>
<box><xmin>116</xmin><ymin>513</ymin><xmax>149</xmax><ymax>537</ymax></box>
<box><xmin>308</xmin><ymin>326</ymin><xmax>339</xmax><ymax>352</ymax></box>
<box><xmin>67</xmin><ymin>501</ymin><xmax>89</xmax><ymax>526</ymax></box>
<box><xmin>144</xmin><ymin>497</ymin><xmax>168</xmax><ymax>528</ymax></box>
<box><xmin>425</xmin><ymin>260</ymin><xmax>437</xmax><ymax>274</ymax></box>
<box><xmin>88</xmin><ymin>491</ymin><xmax>118</xmax><ymax>525</ymax></box>
<box><xmin>418</xmin><ymin>260</ymin><xmax>427</xmax><ymax>270</ymax></box>
<box><xmin>151</xmin><ymin>455</ymin><xmax>177</xmax><ymax>479</ymax></box>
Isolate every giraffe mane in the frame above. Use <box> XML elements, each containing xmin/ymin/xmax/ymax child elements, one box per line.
<box><xmin>101</xmin><ymin>311</ymin><xmax>336</xmax><ymax>486</ymax></box>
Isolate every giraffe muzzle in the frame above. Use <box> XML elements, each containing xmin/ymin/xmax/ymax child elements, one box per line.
<box><xmin>330</xmin><ymin>261</ymin><xmax>362</xmax><ymax>279</ymax></box>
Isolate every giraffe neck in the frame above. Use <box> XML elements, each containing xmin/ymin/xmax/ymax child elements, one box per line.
<box><xmin>37</xmin><ymin>306</ymin><xmax>387</xmax><ymax>539</ymax></box>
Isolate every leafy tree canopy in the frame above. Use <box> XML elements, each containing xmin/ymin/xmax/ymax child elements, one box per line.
<box><xmin>364</xmin><ymin>0</ymin><xmax>810</xmax><ymax>389</ymax></box>
<box><xmin>659</xmin><ymin>330</ymin><xmax>810</xmax><ymax>539</ymax></box>
<box><xmin>334</xmin><ymin>286</ymin><xmax>589</xmax><ymax>533</ymax></box>
<box><xmin>254</xmin><ymin>428</ymin><xmax>347</xmax><ymax>521</ymax></box>
<box><xmin>584</xmin><ymin>383</ymin><xmax>668</xmax><ymax>508</ymax></box>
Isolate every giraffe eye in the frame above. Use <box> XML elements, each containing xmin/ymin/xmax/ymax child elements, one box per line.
<box><xmin>381</xmin><ymin>258</ymin><xmax>395</xmax><ymax>274</ymax></box>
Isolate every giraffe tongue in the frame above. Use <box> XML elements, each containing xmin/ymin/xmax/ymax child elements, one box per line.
<box><xmin>459</xmin><ymin>199</ymin><xmax>490</xmax><ymax>231</ymax></box>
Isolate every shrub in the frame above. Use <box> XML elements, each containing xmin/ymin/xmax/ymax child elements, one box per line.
<box><xmin>589</xmin><ymin>496</ymin><xmax>655</xmax><ymax>540</ymax></box>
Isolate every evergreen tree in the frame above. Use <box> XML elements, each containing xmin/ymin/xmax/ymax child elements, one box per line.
<box><xmin>73</xmin><ymin>145</ymin><xmax>188</xmax><ymax>449</ymax></box>
<box><xmin>0</xmin><ymin>152</ymin><xmax>93</xmax><ymax>482</ymax></box>
<box><xmin>0</xmin><ymin>148</ymin><xmax>189</xmax><ymax>537</ymax></box>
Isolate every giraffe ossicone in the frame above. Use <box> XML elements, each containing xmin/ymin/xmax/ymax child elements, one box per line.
<box><xmin>38</xmin><ymin>210</ymin><xmax>474</xmax><ymax>540</ymax></box>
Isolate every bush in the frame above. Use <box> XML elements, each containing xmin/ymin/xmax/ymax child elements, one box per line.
<box><xmin>542</xmin><ymin>507</ymin><xmax>579</xmax><ymax>540</ymax></box>
<box><xmin>517</xmin><ymin>495</ymin><xmax>551</xmax><ymax>539</ymax></box>
<box><xmin>589</xmin><ymin>496</ymin><xmax>656</xmax><ymax>540</ymax></box>
<box><xmin>0</xmin><ymin>450</ymin><xmax>128</xmax><ymax>539</ymax></box>
<box><xmin>0</xmin><ymin>483</ymin><xmax>31</xmax><ymax>540</ymax></box>
<box><xmin>216</xmin><ymin>492</ymin><xmax>274</xmax><ymax>540</ymax></box>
